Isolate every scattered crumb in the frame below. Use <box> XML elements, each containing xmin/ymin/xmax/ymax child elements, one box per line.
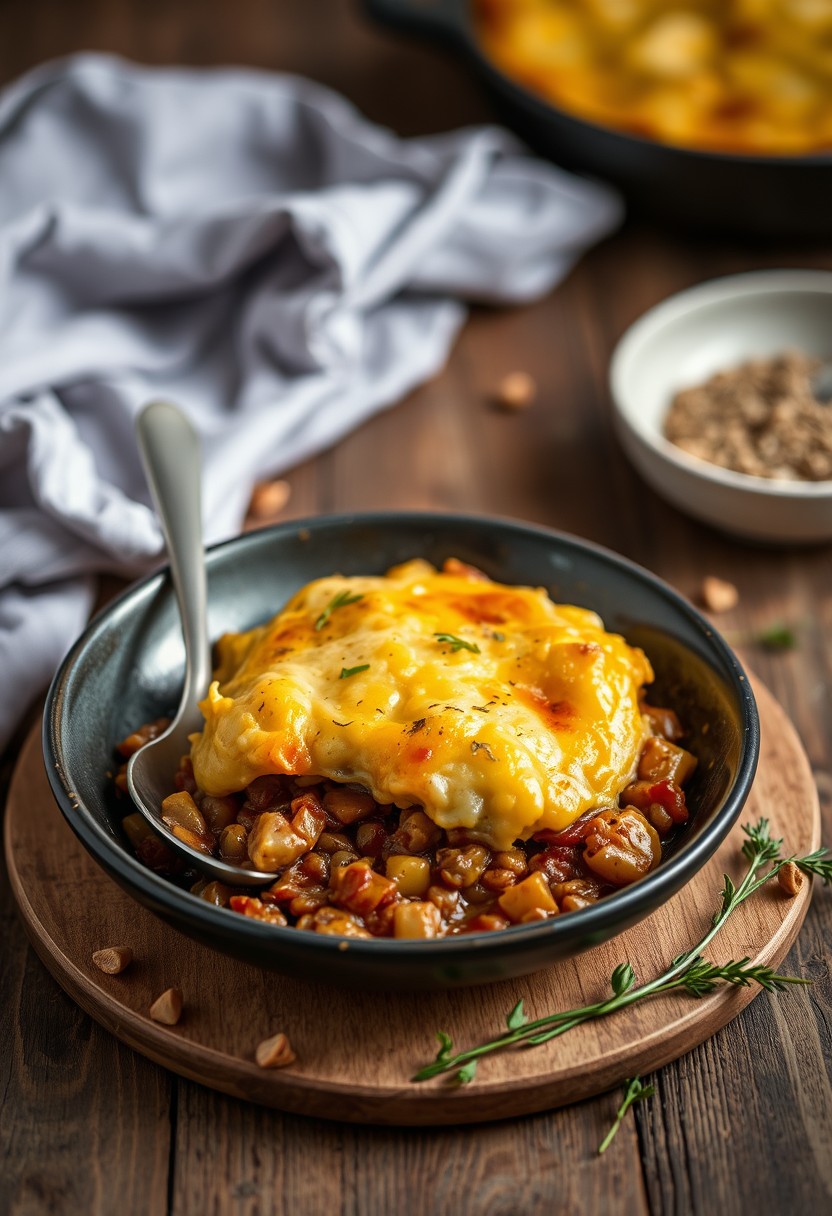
<box><xmin>495</xmin><ymin>371</ymin><xmax>536</xmax><ymax>412</ymax></box>
<box><xmin>250</xmin><ymin>479</ymin><xmax>291</xmax><ymax>520</ymax></box>
<box><xmin>92</xmin><ymin>946</ymin><xmax>133</xmax><ymax>975</ymax></box>
<box><xmin>149</xmin><ymin>987</ymin><xmax>183</xmax><ymax>1025</ymax></box>
<box><xmin>255</xmin><ymin>1032</ymin><xmax>297</xmax><ymax>1069</ymax></box>
<box><xmin>700</xmin><ymin>576</ymin><xmax>739</xmax><ymax>614</ymax></box>
<box><xmin>778</xmin><ymin>861</ymin><xmax>804</xmax><ymax>897</ymax></box>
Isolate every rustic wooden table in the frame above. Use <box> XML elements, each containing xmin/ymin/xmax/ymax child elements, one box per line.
<box><xmin>1</xmin><ymin>3</ymin><xmax>831</xmax><ymax>1213</ymax></box>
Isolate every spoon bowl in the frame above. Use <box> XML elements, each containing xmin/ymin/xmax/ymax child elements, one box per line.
<box><xmin>126</xmin><ymin>401</ymin><xmax>274</xmax><ymax>886</ymax></box>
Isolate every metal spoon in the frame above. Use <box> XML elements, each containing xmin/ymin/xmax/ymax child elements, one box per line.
<box><xmin>127</xmin><ymin>400</ymin><xmax>274</xmax><ymax>886</ymax></box>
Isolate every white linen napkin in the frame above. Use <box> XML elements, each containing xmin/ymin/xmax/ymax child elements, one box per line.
<box><xmin>0</xmin><ymin>53</ymin><xmax>622</xmax><ymax>750</ymax></box>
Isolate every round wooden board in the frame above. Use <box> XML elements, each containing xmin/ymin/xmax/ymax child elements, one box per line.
<box><xmin>5</xmin><ymin>676</ymin><xmax>820</xmax><ymax>1126</ymax></box>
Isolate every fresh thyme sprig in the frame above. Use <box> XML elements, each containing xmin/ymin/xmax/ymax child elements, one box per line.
<box><xmin>412</xmin><ymin>819</ymin><xmax>821</xmax><ymax>1085</ymax></box>
<box><xmin>597</xmin><ymin>1077</ymin><xmax>655</xmax><ymax>1155</ymax></box>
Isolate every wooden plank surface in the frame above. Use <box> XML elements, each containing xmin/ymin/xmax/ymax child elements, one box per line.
<box><xmin>5</xmin><ymin>678</ymin><xmax>819</xmax><ymax>1124</ymax></box>
<box><xmin>1</xmin><ymin>0</ymin><xmax>831</xmax><ymax>1213</ymax></box>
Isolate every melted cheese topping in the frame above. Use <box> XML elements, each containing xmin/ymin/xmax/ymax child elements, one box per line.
<box><xmin>190</xmin><ymin>560</ymin><xmax>654</xmax><ymax>850</ymax></box>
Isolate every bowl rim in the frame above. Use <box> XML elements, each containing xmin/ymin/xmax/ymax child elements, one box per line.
<box><xmin>609</xmin><ymin>268</ymin><xmax>832</xmax><ymax>501</ymax></box>
<box><xmin>44</xmin><ymin>510</ymin><xmax>760</xmax><ymax>961</ymax></box>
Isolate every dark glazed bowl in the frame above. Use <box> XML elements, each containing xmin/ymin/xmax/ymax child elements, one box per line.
<box><xmin>364</xmin><ymin>0</ymin><xmax>832</xmax><ymax>238</ymax></box>
<box><xmin>44</xmin><ymin>512</ymin><xmax>759</xmax><ymax>990</ymax></box>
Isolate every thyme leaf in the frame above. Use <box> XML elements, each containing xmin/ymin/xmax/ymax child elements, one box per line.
<box><xmin>340</xmin><ymin>664</ymin><xmax>370</xmax><ymax>679</ymax></box>
<box><xmin>315</xmin><ymin>591</ymin><xmax>363</xmax><ymax>631</ymax></box>
<box><xmin>434</xmin><ymin>633</ymin><xmax>481</xmax><ymax>655</ymax></box>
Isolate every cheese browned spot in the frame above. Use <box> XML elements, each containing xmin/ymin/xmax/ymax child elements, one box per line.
<box><xmin>190</xmin><ymin>560</ymin><xmax>654</xmax><ymax>850</ymax></box>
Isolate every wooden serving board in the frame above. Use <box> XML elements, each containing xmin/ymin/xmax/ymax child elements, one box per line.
<box><xmin>5</xmin><ymin>677</ymin><xmax>820</xmax><ymax>1126</ymax></box>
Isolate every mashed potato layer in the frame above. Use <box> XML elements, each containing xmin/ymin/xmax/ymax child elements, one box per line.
<box><xmin>190</xmin><ymin>559</ymin><xmax>653</xmax><ymax>850</ymax></box>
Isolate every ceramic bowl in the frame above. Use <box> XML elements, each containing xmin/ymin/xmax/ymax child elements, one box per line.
<box><xmin>610</xmin><ymin>270</ymin><xmax>832</xmax><ymax>544</ymax></box>
<box><xmin>44</xmin><ymin>512</ymin><xmax>759</xmax><ymax>989</ymax></box>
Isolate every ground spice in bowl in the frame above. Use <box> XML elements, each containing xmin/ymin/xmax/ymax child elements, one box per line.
<box><xmin>664</xmin><ymin>351</ymin><xmax>832</xmax><ymax>482</ymax></box>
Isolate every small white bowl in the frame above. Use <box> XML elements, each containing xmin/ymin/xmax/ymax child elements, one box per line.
<box><xmin>609</xmin><ymin>270</ymin><xmax>832</xmax><ymax>544</ymax></box>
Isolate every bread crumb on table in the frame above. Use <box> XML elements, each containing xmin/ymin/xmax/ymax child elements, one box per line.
<box><xmin>250</xmin><ymin>479</ymin><xmax>291</xmax><ymax>519</ymax></box>
<box><xmin>778</xmin><ymin>861</ymin><xmax>804</xmax><ymax>897</ymax></box>
<box><xmin>92</xmin><ymin>946</ymin><xmax>133</xmax><ymax>975</ymax></box>
<box><xmin>255</xmin><ymin>1031</ymin><xmax>297</xmax><ymax>1069</ymax></box>
<box><xmin>495</xmin><ymin>371</ymin><xmax>536</xmax><ymax>412</ymax></box>
<box><xmin>700</xmin><ymin>576</ymin><xmax>739</xmax><ymax>613</ymax></box>
<box><xmin>149</xmin><ymin>987</ymin><xmax>184</xmax><ymax>1025</ymax></box>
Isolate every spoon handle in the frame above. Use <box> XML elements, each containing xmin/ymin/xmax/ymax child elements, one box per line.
<box><xmin>136</xmin><ymin>401</ymin><xmax>212</xmax><ymax>714</ymax></box>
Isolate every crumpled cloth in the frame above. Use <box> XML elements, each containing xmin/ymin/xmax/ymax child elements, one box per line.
<box><xmin>0</xmin><ymin>53</ymin><xmax>622</xmax><ymax>751</ymax></box>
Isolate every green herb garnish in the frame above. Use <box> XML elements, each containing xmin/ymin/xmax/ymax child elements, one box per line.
<box><xmin>434</xmin><ymin>633</ymin><xmax>481</xmax><ymax>655</ymax></box>
<box><xmin>339</xmin><ymin>664</ymin><xmax>370</xmax><ymax>679</ymax></box>
<box><xmin>412</xmin><ymin>818</ymin><xmax>819</xmax><ymax>1086</ymax></box>
<box><xmin>754</xmin><ymin>622</ymin><xmax>798</xmax><ymax>651</ymax></box>
<box><xmin>725</xmin><ymin>621</ymin><xmax>798</xmax><ymax>652</ymax></box>
<box><xmin>597</xmin><ymin>1077</ymin><xmax>655</xmax><ymax>1155</ymax></box>
<box><xmin>314</xmin><ymin>591</ymin><xmax>363</xmax><ymax>631</ymax></box>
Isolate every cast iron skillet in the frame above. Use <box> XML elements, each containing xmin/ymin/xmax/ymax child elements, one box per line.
<box><xmin>364</xmin><ymin>0</ymin><xmax>832</xmax><ymax>238</ymax></box>
<box><xmin>44</xmin><ymin>512</ymin><xmax>759</xmax><ymax>990</ymax></box>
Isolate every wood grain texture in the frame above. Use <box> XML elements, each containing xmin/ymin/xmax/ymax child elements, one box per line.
<box><xmin>1</xmin><ymin>0</ymin><xmax>832</xmax><ymax>1211</ymax></box>
<box><xmin>0</xmin><ymin>716</ymin><xmax>172</xmax><ymax>1216</ymax></box>
<box><xmin>5</xmin><ymin>678</ymin><xmax>819</xmax><ymax>1126</ymax></box>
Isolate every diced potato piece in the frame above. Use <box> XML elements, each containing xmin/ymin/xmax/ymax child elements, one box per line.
<box><xmin>628</xmin><ymin>13</ymin><xmax>716</xmax><ymax>79</ymax></box>
<box><xmin>638</xmin><ymin>737</ymin><xmax>697</xmax><ymax>785</ymax></box>
<box><xmin>466</xmin><ymin>913</ymin><xmax>511</xmax><ymax>932</ymax></box>
<box><xmin>386</xmin><ymin>855</ymin><xmax>431</xmax><ymax>897</ymax></box>
<box><xmin>161</xmin><ymin>791</ymin><xmax>207</xmax><ymax>835</ymax></box>
<box><xmin>290</xmin><ymin>794</ymin><xmax>327</xmax><ymax>847</ymax></box>
<box><xmin>427</xmin><ymin>884</ymin><xmax>460</xmax><ymax>919</ymax></box>
<box><xmin>641</xmin><ymin>704</ymin><xmax>683</xmax><ymax>741</ymax></box>
<box><xmin>583</xmin><ymin>809</ymin><xmax>661</xmax><ymax>886</ymax></box>
<box><xmin>247</xmin><ymin>811</ymin><xmax>308</xmax><ymax>872</ymax></box>
<box><xmin>330</xmin><ymin>862</ymin><xmax>398</xmax><ymax>917</ymax></box>
<box><xmin>393</xmin><ymin>901</ymin><xmax>442</xmax><ymax>939</ymax></box>
<box><xmin>323</xmin><ymin>787</ymin><xmax>377</xmax><ymax>825</ymax></box>
<box><xmin>394</xmin><ymin>809</ymin><xmax>442</xmax><ymax>853</ymax></box>
<box><xmin>498</xmin><ymin>872</ymin><xmax>558</xmax><ymax>923</ymax></box>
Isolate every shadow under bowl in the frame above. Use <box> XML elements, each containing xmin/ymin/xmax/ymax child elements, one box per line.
<box><xmin>44</xmin><ymin>512</ymin><xmax>759</xmax><ymax>990</ymax></box>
